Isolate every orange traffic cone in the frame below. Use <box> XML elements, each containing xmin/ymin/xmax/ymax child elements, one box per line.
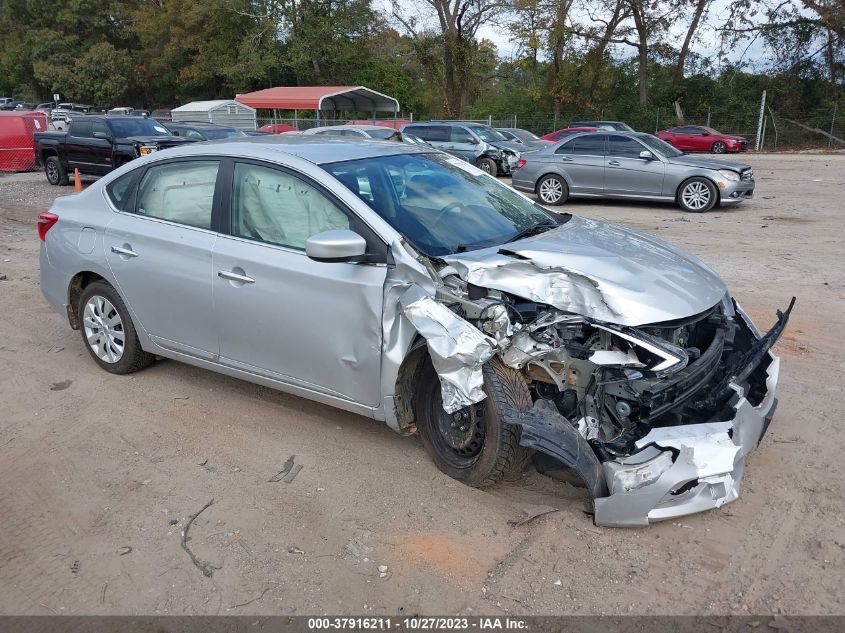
<box><xmin>73</xmin><ymin>168</ymin><xmax>82</xmax><ymax>192</ymax></box>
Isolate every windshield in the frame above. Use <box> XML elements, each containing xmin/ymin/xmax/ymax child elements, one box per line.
<box><xmin>203</xmin><ymin>128</ymin><xmax>246</xmax><ymax>139</ymax></box>
<box><xmin>108</xmin><ymin>118</ymin><xmax>172</xmax><ymax>138</ymax></box>
<box><xmin>324</xmin><ymin>153</ymin><xmax>560</xmax><ymax>256</ymax></box>
<box><xmin>468</xmin><ymin>125</ymin><xmax>508</xmax><ymax>142</ymax></box>
<box><xmin>638</xmin><ymin>134</ymin><xmax>684</xmax><ymax>157</ymax></box>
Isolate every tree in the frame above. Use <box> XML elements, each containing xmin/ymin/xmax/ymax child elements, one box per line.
<box><xmin>391</xmin><ymin>0</ymin><xmax>507</xmax><ymax>116</ymax></box>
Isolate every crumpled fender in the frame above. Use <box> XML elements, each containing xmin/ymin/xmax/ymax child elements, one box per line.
<box><xmin>509</xmin><ymin>400</ymin><xmax>608</xmax><ymax>499</ymax></box>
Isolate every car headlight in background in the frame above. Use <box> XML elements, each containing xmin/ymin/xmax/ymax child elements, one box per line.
<box><xmin>138</xmin><ymin>146</ymin><xmax>157</xmax><ymax>156</ymax></box>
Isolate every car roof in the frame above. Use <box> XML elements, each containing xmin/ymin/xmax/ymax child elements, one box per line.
<box><xmin>147</xmin><ymin>135</ymin><xmax>428</xmax><ymax>165</ymax></box>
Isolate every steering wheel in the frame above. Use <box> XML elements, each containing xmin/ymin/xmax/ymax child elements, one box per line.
<box><xmin>429</xmin><ymin>201</ymin><xmax>464</xmax><ymax>232</ymax></box>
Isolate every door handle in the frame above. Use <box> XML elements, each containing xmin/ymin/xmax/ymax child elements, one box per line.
<box><xmin>111</xmin><ymin>245</ymin><xmax>138</xmax><ymax>258</ymax></box>
<box><xmin>608</xmin><ymin>160</ymin><xmax>621</xmax><ymax>167</ymax></box>
<box><xmin>560</xmin><ymin>157</ymin><xmax>573</xmax><ymax>162</ymax></box>
<box><xmin>218</xmin><ymin>270</ymin><xmax>255</xmax><ymax>284</ymax></box>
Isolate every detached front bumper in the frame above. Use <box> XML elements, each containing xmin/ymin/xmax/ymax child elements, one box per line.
<box><xmin>593</xmin><ymin>355</ymin><xmax>778</xmax><ymax>527</ymax></box>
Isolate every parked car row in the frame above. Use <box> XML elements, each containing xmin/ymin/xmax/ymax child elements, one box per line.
<box><xmin>32</xmin><ymin>114</ymin><xmax>756</xmax><ymax>215</ymax></box>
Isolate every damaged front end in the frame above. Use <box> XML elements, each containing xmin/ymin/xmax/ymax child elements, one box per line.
<box><xmin>405</xmin><ymin>244</ymin><xmax>793</xmax><ymax>527</ymax></box>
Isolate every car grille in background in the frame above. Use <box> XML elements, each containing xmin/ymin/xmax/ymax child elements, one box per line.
<box><xmin>741</xmin><ymin>168</ymin><xmax>753</xmax><ymax>181</ymax></box>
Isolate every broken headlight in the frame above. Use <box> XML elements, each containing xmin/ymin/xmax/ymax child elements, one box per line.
<box><xmin>591</xmin><ymin>323</ymin><xmax>688</xmax><ymax>374</ymax></box>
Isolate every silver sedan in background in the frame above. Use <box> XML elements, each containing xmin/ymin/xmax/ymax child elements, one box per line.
<box><xmin>512</xmin><ymin>131</ymin><xmax>755</xmax><ymax>212</ymax></box>
<box><xmin>38</xmin><ymin>137</ymin><xmax>789</xmax><ymax>527</ymax></box>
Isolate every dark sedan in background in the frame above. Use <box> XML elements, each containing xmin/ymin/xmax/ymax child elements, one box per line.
<box><xmin>512</xmin><ymin>131</ymin><xmax>754</xmax><ymax>212</ymax></box>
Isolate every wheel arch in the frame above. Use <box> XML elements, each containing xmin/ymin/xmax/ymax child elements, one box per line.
<box><xmin>392</xmin><ymin>336</ymin><xmax>430</xmax><ymax>434</ymax></box>
<box><xmin>67</xmin><ymin>271</ymin><xmax>109</xmax><ymax>329</ymax></box>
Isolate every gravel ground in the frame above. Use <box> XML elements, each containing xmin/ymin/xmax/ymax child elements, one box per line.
<box><xmin>0</xmin><ymin>154</ymin><xmax>842</xmax><ymax>617</ymax></box>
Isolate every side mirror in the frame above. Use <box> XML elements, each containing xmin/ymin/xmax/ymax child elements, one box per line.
<box><xmin>306</xmin><ymin>229</ymin><xmax>367</xmax><ymax>263</ymax></box>
<box><xmin>701</xmin><ymin>131</ymin><xmax>710</xmax><ymax>136</ymax></box>
<box><xmin>465</xmin><ymin>137</ymin><xmax>479</xmax><ymax>145</ymax></box>
<box><xmin>93</xmin><ymin>131</ymin><xmax>111</xmax><ymax>140</ymax></box>
<box><xmin>639</xmin><ymin>150</ymin><xmax>655</xmax><ymax>160</ymax></box>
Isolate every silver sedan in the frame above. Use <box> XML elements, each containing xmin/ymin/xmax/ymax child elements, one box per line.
<box><xmin>512</xmin><ymin>131</ymin><xmax>755</xmax><ymax>212</ymax></box>
<box><xmin>39</xmin><ymin>136</ymin><xmax>789</xmax><ymax>526</ymax></box>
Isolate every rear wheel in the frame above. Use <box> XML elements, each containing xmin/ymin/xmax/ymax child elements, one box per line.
<box><xmin>678</xmin><ymin>177</ymin><xmax>718</xmax><ymax>213</ymax></box>
<box><xmin>711</xmin><ymin>141</ymin><xmax>727</xmax><ymax>154</ymax></box>
<box><xmin>45</xmin><ymin>156</ymin><xmax>68</xmax><ymax>186</ymax></box>
<box><xmin>416</xmin><ymin>357</ymin><xmax>532</xmax><ymax>487</ymax></box>
<box><xmin>536</xmin><ymin>174</ymin><xmax>568</xmax><ymax>205</ymax></box>
<box><xmin>476</xmin><ymin>157</ymin><xmax>497</xmax><ymax>175</ymax></box>
<box><xmin>78</xmin><ymin>281</ymin><xmax>154</xmax><ymax>374</ymax></box>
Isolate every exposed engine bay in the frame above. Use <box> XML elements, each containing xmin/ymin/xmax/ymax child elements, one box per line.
<box><xmin>399</xmin><ymin>256</ymin><xmax>794</xmax><ymax>527</ymax></box>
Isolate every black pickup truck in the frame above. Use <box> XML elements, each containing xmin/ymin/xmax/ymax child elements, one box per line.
<box><xmin>34</xmin><ymin>115</ymin><xmax>195</xmax><ymax>185</ymax></box>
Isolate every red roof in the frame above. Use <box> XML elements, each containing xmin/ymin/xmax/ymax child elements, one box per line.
<box><xmin>236</xmin><ymin>86</ymin><xmax>400</xmax><ymax>112</ymax></box>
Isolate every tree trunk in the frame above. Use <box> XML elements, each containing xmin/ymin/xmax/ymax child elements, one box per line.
<box><xmin>585</xmin><ymin>2</ymin><xmax>625</xmax><ymax>103</ymax></box>
<box><xmin>675</xmin><ymin>0</ymin><xmax>708</xmax><ymax>82</ymax></box>
<box><xmin>630</xmin><ymin>2</ymin><xmax>649</xmax><ymax>105</ymax></box>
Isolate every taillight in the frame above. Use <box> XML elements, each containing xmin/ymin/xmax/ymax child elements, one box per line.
<box><xmin>37</xmin><ymin>212</ymin><xmax>59</xmax><ymax>241</ymax></box>
<box><xmin>516</xmin><ymin>159</ymin><xmax>527</xmax><ymax>170</ymax></box>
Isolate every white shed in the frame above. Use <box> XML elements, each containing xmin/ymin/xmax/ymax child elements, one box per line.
<box><xmin>171</xmin><ymin>100</ymin><xmax>256</xmax><ymax>131</ymax></box>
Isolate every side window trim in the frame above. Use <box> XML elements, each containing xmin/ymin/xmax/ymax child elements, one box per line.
<box><xmin>219</xmin><ymin>158</ymin><xmax>388</xmax><ymax>262</ymax></box>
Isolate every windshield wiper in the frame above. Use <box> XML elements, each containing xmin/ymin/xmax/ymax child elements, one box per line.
<box><xmin>506</xmin><ymin>219</ymin><xmax>557</xmax><ymax>243</ymax></box>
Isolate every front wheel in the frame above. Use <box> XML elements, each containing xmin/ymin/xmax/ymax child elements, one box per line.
<box><xmin>416</xmin><ymin>357</ymin><xmax>532</xmax><ymax>487</ymax></box>
<box><xmin>476</xmin><ymin>157</ymin><xmax>497</xmax><ymax>175</ymax></box>
<box><xmin>678</xmin><ymin>177</ymin><xmax>718</xmax><ymax>213</ymax></box>
<box><xmin>711</xmin><ymin>141</ymin><xmax>727</xmax><ymax>154</ymax></box>
<box><xmin>45</xmin><ymin>156</ymin><xmax>68</xmax><ymax>186</ymax></box>
<box><xmin>78</xmin><ymin>281</ymin><xmax>154</xmax><ymax>374</ymax></box>
<box><xmin>536</xmin><ymin>174</ymin><xmax>568</xmax><ymax>205</ymax></box>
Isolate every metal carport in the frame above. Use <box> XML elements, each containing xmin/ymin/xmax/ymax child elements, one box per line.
<box><xmin>234</xmin><ymin>86</ymin><xmax>400</xmax><ymax>123</ymax></box>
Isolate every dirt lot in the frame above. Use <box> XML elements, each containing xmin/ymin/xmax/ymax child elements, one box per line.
<box><xmin>0</xmin><ymin>154</ymin><xmax>843</xmax><ymax>617</ymax></box>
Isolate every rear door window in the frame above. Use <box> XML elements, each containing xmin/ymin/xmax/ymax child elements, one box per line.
<box><xmin>135</xmin><ymin>161</ymin><xmax>220</xmax><ymax>229</ymax></box>
<box><xmin>449</xmin><ymin>126</ymin><xmax>475</xmax><ymax>143</ymax></box>
<box><xmin>405</xmin><ymin>126</ymin><xmax>449</xmax><ymax>142</ymax></box>
<box><xmin>570</xmin><ymin>134</ymin><xmax>606</xmax><ymax>156</ymax></box>
<box><xmin>71</xmin><ymin>120</ymin><xmax>93</xmax><ymax>138</ymax></box>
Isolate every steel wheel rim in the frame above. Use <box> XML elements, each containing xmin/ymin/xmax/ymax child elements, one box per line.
<box><xmin>713</xmin><ymin>142</ymin><xmax>726</xmax><ymax>153</ymax></box>
<box><xmin>539</xmin><ymin>178</ymin><xmax>563</xmax><ymax>203</ymax></box>
<box><xmin>46</xmin><ymin>161</ymin><xmax>58</xmax><ymax>182</ymax></box>
<box><xmin>682</xmin><ymin>181</ymin><xmax>711</xmax><ymax>210</ymax></box>
<box><xmin>480</xmin><ymin>161</ymin><xmax>493</xmax><ymax>174</ymax></box>
<box><xmin>83</xmin><ymin>295</ymin><xmax>125</xmax><ymax>363</ymax></box>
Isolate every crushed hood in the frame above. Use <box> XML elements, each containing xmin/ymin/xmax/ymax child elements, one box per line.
<box><xmin>443</xmin><ymin>215</ymin><xmax>727</xmax><ymax>326</ymax></box>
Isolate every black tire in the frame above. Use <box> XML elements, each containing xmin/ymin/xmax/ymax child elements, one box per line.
<box><xmin>45</xmin><ymin>156</ymin><xmax>68</xmax><ymax>186</ymax></box>
<box><xmin>536</xmin><ymin>174</ymin><xmax>568</xmax><ymax>206</ymax></box>
<box><xmin>416</xmin><ymin>357</ymin><xmax>532</xmax><ymax>487</ymax></box>
<box><xmin>677</xmin><ymin>177</ymin><xmax>718</xmax><ymax>213</ymax></box>
<box><xmin>77</xmin><ymin>281</ymin><xmax>154</xmax><ymax>374</ymax></box>
<box><xmin>711</xmin><ymin>141</ymin><xmax>727</xmax><ymax>154</ymax></box>
<box><xmin>476</xmin><ymin>157</ymin><xmax>497</xmax><ymax>175</ymax></box>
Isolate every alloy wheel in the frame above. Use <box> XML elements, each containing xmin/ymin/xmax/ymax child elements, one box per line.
<box><xmin>681</xmin><ymin>181</ymin><xmax>711</xmax><ymax>211</ymax></box>
<box><xmin>82</xmin><ymin>295</ymin><xmax>125</xmax><ymax>363</ymax></box>
<box><xmin>538</xmin><ymin>177</ymin><xmax>563</xmax><ymax>203</ymax></box>
<box><xmin>46</xmin><ymin>161</ymin><xmax>58</xmax><ymax>184</ymax></box>
<box><xmin>712</xmin><ymin>141</ymin><xmax>726</xmax><ymax>153</ymax></box>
